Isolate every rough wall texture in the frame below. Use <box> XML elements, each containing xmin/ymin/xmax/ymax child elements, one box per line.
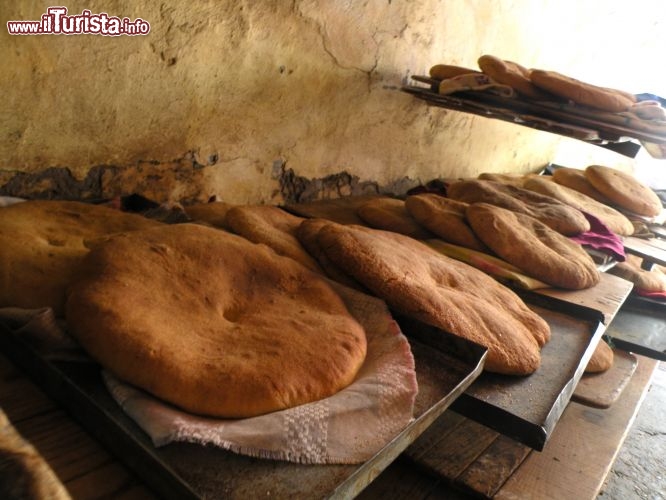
<box><xmin>1</xmin><ymin>1</ymin><xmax>661</xmax><ymax>204</ymax></box>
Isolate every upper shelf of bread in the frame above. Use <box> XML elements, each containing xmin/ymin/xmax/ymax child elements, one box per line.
<box><xmin>402</xmin><ymin>55</ymin><xmax>666</xmax><ymax>158</ymax></box>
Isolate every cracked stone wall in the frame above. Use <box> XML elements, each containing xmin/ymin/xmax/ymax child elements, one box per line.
<box><xmin>1</xmin><ymin>1</ymin><xmax>661</xmax><ymax>204</ymax></box>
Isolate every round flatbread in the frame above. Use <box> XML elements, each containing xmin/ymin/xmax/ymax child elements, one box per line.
<box><xmin>607</xmin><ymin>261</ymin><xmax>666</xmax><ymax>292</ymax></box>
<box><xmin>185</xmin><ymin>201</ymin><xmax>234</xmax><ymax>229</ymax></box>
<box><xmin>585</xmin><ymin>341</ymin><xmax>614</xmax><ymax>374</ymax></box>
<box><xmin>65</xmin><ymin>223</ymin><xmax>367</xmax><ymax>418</ymax></box>
<box><xmin>466</xmin><ymin>203</ymin><xmax>600</xmax><ymax>290</ymax></box>
<box><xmin>524</xmin><ymin>176</ymin><xmax>634</xmax><ymax>236</ymax></box>
<box><xmin>296</xmin><ymin>218</ymin><xmax>366</xmax><ymax>290</ymax></box>
<box><xmin>585</xmin><ymin>165</ymin><xmax>663</xmax><ymax>217</ymax></box>
<box><xmin>429</xmin><ymin>64</ymin><xmax>481</xmax><ymax>80</ymax></box>
<box><xmin>316</xmin><ymin>221</ymin><xmax>550</xmax><ymax>375</ymax></box>
<box><xmin>225</xmin><ymin>205</ymin><xmax>323</xmax><ymax>272</ymax></box>
<box><xmin>356</xmin><ymin>197</ymin><xmax>433</xmax><ymax>239</ymax></box>
<box><xmin>530</xmin><ymin>69</ymin><xmax>635</xmax><ymax>112</ymax></box>
<box><xmin>477</xmin><ymin>55</ymin><xmax>550</xmax><ymax>99</ymax></box>
<box><xmin>447</xmin><ymin>179</ymin><xmax>590</xmax><ymax>235</ymax></box>
<box><xmin>0</xmin><ymin>200</ymin><xmax>162</xmax><ymax>316</ymax></box>
<box><xmin>551</xmin><ymin>167</ymin><xmax>612</xmax><ymax>204</ymax></box>
<box><xmin>404</xmin><ymin>194</ymin><xmax>488</xmax><ymax>251</ymax></box>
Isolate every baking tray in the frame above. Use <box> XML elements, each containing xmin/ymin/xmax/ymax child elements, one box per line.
<box><xmin>445</xmin><ymin>292</ymin><xmax>606</xmax><ymax>451</ymax></box>
<box><xmin>0</xmin><ymin>319</ymin><xmax>485</xmax><ymax>500</ymax></box>
<box><xmin>624</xmin><ymin>236</ymin><xmax>666</xmax><ymax>267</ymax></box>
<box><xmin>604</xmin><ymin>295</ymin><xmax>666</xmax><ymax>361</ymax></box>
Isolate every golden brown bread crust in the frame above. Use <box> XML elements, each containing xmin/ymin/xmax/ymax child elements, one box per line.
<box><xmin>551</xmin><ymin>168</ymin><xmax>613</xmax><ymax>204</ymax></box>
<box><xmin>447</xmin><ymin>179</ymin><xmax>590</xmax><ymax>236</ymax></box>
<box><xmin>585</xmin><ymin>165</ymin><xmax>663</xmax><ymax>217</ymax></box>
<box><xmin>585</xmin><ymin>341</ymin><xmax>614</xmax><ymax>373</ymax></box>
<box><xmin>0</xmin><ymin>200</ymin><xmax>162</xmax><ymax>316</ymax></box>
<box><xmin>296</xmin><ymin>218</ymin><xmax>367</xmax><ymax>290</ymax></box>
<box><xmin>429</xmin><ymin>64</ymin><xmax>481</xmax><ymax>80</ymax></box>
<box><xmin>524</xmin><ymin>177</ymin><xmax>634</xmax><ymax>236</ymax></box>
<box><xmin>356</xmin><ymin>197</ymin><xmax>434</xmax><ymax>239</ymax></box>
<box><xmin>477</xmin><ymin>55</ymin><xmax>550</xmax><ymax>99</ymax></box>
<box><xmin>530</xmin><ymin>69</ymin><xmax>635</xmax><ymax>112</ymax></box>
<box><xmin>607</xmin><ymin>261</ymin><xmax>666</xmax><ymax>292</ymax></box>
<box><xmin>404</xmin><ymin>194</ymin><xmax>488</xmax><ymax>251</ymax></box>
<box><xmin>225</xmin><ymin>205</ymin><xmax>323</xmax><ymax>272</ymax></box>
<box><xmin>316</xmin><ymin>221</ymin><xmax>550</xmax><ymax>375</ymax></box>
<box><xmin>184</xmin><ymin>201</ymin><xmax>235</xmax><ymax>229</ymax></box>
<box><xmin>65</xmin><ymin>223</ymin><xmax>367</xmax><ymax>418</ymax></box>
<box><xmin>466</xmin><ymin>203</ymin><xmax>600</xmax><ymax>290</ymax></box>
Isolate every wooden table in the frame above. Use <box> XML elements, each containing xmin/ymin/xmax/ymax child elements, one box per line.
<box><xmin>0</xmin><ymin>348</ymin><xmax>658</xmax><ymax>499</ymax></box>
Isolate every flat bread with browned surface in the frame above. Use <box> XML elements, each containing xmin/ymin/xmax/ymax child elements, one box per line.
<box><xmin>185</xmin><ymin>201</ymin><xmax>234</xmax><ymax>229</ymax></box>
<box><xmin>524</xmin><ymin>176</ymin><xmax>634</xmax><ymax>236</ymax></box>
<box><xmin>607</xmin><ymin>260</ymin><xmax>666</xmax><ymax>292</ymax></box>
<box><xmin>551</xmin><ymin>167</ymin><xmax>612</xmax><ymax>204</ymax></box>
<box><xmin>296</xmin><ymin>218</ymin><xmax>366</xmax><ymax>290</ymax></box>
<box><xmin>585</xmin><ymin>165</ymin><xmax>663</xmax><ymax>217</ymax></box>
<box><xmin>530</xmin><ymin>69</ymin><xmax>636</xmax><ymax>112</ymax></box>
<box><xmin>466</xmin><ymin>203</ymin><xmax>600</xmax><ymax>290</ymax></box>
<box><xmin>585</xmin><ymin>341</ymin><xmax>614</xmax><ymax>373</ymax></box>
<box><xmin>0</xmin><ymin>200</ymin><xmax>162</xmax><ymax>316</ymax></box>
<box><xmin>477</xmin><ymin>172</ymin><xmax>536</xmax><ymax>187</ymax></box>
<box><xmin>404</xmin><ymin>194</ymin><xmax>488</xmax><ymax>251</ymax></box>
<box><xmin>65</xmin><ymin>223</ymin><xmax>367</xmax><ymax>419</ymax></box>
<box><xmin>225</xmin><ymin>205</ymin><xmax>323</xmax><ymax>273</ymax></box>
<box><xmin>429</xmin><ymin>63</ymin><xmax>481</xmax><ymax>80</ymax></box>
<box><xmin>477</xmin><ymin>55</ymin><xmax>550</xmax><ymax>99</ymax></box>
<box><xmin>356</xmin><ymin>197</ymin><xmax>433</xmax><ymax>239</ymax></box>
<box><xmin>447</xmin><ymin>179</ymin><xmax>590</xmax><ymax>235</ymax></box>
<box><xmin>316</xmin><ymin>222</ymin><xmax>550</xmax><ymax>375</ymax></box>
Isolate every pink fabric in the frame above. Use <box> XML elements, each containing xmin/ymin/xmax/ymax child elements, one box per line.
<box><xmin>635</xmin><ymin>288</ymin><xmax>666</xmax><ymax>301</ymax></box>
<box><xmin>570</xmin><ymin>212</ymin><xmax>626</xmax><ymax>262</ymax></box>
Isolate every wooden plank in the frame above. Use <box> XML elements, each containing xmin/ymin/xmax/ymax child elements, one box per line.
<box><xmin>624</xmin><ymin>237</ymin><xmax>666</xmax><ymax>267</ymax></box>
<box><xmin>454</xmin><ymin>435</ymin><xmax>531</xmax><ymax>498</ymax></box>
<box><xmin>356</xmin><ymin>457</ymin><xmax>442</xmax><ymax>500</ymax></box>
<box><xmin>64</xmin><ymin>462</ymin><xmax>157</xmax><ymax>500</ymax></box>
<box><xmin>572</xmin><ymin>349</ymin><xmax>637</xmax><ymax>409</ymax></box>
<box><xmin>11</xmin><ymin>410</ymin><xmax>113</xmax><ymax>482</ymax></box>
<box><xmin>536</xmin><ymin>272</ymin><xmax>633</xmax><ymax>325</ymax></box>
<box><xmin>496</xmin><ymin>355</ymin><xmax>659</xmax><ymax>500</ymax></box>
<box><xmin>404</xmin><ymin>411</ymin><xmax>466</xmax><ymax>460</ymax></box>
<box><xmin>410</xmin><ymin>417</ymin><xmax>499</xmax><ymax>479</ymax></box>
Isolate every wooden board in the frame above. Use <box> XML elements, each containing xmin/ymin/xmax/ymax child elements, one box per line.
<box><xmin>0</xmin><ymin>353</ymin><xmax>156</xmax><ymax>500</ymax></box>
<box><xmin>496</xmin><ymin>355</ymin><xmax>659</xmax><ymax>500</ymax></box>
<box><xmin>572</xmin><ymin>348</ymin><xmax>638</xmax><ymax>409</ymax></box>
<box><xmin>624</xmin><ymin>236</ymin><xmax>666</xmax><ymax>267</ymax></box>
<box><xmin>535</xmin><ymin>272</ymin><xmax>633</xmax><ymax>326</ymax></box>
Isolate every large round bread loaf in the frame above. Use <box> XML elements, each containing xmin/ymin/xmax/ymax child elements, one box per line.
<box><xmin>356</xmin><ymin>197</ymin><xmax>433</xmax><ymax>239</ymax></box>
<box><xmin>225</xmin><ymin>204</ymin><xmax>323</xmax><ymax>272</ymax></box>
<box><xmin>466</xmin><ymin>203</ymin><xmax>600</xmax><ymax>290</ymax></box>
<box><xmin>477</xmin><ymin>55</ymin><xmax>549</xmax><ymax>99</ymax></box>
<box><xmin>0</xmin><ymin>200</ymin><xmax>162</xmax><ymax>316</ymax></box>
<box><xmin>585</xmin><ymin>341</ymin><xmax>614</xmax><ymax>374</ymax></box>
<box><xmin>524</xmin><ymin>177</ymin><xmax>634</xmax><ymax>236</ymax></box>
<box><xmin>585</xmin><ymin>165</ymin><xmax>663</xmax><ymax>217</ymax></box>
<box><xmin>551</xmin><ymin>168</ymin><xmax>612</xmax><ymax>204</ymax></box>
<box><xmin>447</xmin><ymin>179</ymin><xmax>590</xmax><ymax>235</ymax></box>
<box><xmin>316</xmin><ymin>222</ymin><xmax>550</xmax><ymax>375</ymax></box>
<box><xmin>404</xmin><ymin>194</ymin><xmax>488</xmax><ymax>251</ymax></box>
<box><xmin>530</xmin><ymin>69</ymin><xmax>635</xmax><ymax>112</ymax></box>
<box><xmin>65</xmin><ymin>223</ymin><xmax>367</xmax><ymax>418</ymax></box>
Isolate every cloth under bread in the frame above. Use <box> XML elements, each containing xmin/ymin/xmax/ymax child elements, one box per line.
<box><xmin>569</xmin><ymin>212</ymin><xmax>626</xmax><ymax>262</ymax></box>
<box><xmin>0</xmin><ymin>283</ymin><xmax>418</xmax><ymax>465</ymax></box>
